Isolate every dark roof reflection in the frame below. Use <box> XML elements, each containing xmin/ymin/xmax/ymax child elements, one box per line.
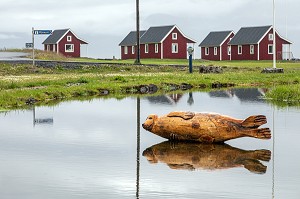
<box><xmin>209</xmin><ymin>90</ymin><xmax>234</xmax><ymax>98</ymax></box>
<box><xmin>233</xmin><ymin>88</ymin><xmax>267</xmax><ymax>102</ymax></box>
<box><xmin>146</xmin><ymin>94</ymin><xmax>183</xmax><ymax>105</ymax></box>
<box><xmin>209</xmin><ymin>88</ymin><xmax>267</xmax><ymax>103</ymax></box>
<box><xmin>145</xmin><ymin>88</ymin><xmax>267</xmax><ymax>106</ymax></box>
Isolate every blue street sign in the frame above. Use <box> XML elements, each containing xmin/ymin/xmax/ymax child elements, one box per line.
<box><xmin>33</xmin><ymin>30</ymin><xmax>52</xmax><ymax>35</ymax></box>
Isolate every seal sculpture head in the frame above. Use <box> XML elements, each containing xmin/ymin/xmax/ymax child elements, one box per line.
<box><xmin>142</xmin><ymin>114</ymin><xmax>158</xmax><ymax>131</ymax></box>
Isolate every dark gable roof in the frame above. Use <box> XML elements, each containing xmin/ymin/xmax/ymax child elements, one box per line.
<box><xmin>119</xmin><ymin>30</ymin><xmax>147</xmax><ymax>46</ymax></box>
<box><xmin>141</xmin><ymin>25</ymin><xmax>175</xmax><ymax>43</ymax></box>
<box><xmin>199</xmin><ymin>31</ymin><xmax>233</xmax><ymax>47</ymax></box>
<box><xmin>42</xmin><ymin>29</ymin><xmax>69</xmax><ymax>44</ymax></box>
<box><xmin>228</xmin><ymin>25</ymin><xmax>272</xmax><ymax>45</ymax></box>
<box><xmin>119</xmin><ymin>25</ymin><xmax>196</xmax><ymax>46</ymax></box>
<box><xmin>42</xmin><ymin>29</ymin><xmax>88</xmax><ymax>45</ymax></box>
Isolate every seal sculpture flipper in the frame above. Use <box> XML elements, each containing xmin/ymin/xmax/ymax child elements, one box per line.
<box><xmin>167</xmin><ymin>111</ymin><xmax>195</xmax><ymax>120</ymax></box>
<box><xmin>244</xmin><ymin>128</ymin><xmax>271</xmax><ymax>139</ymax></box>
<box><xmin>241</xmin><ymin>115</ymin><xmax>267</xmax><ymax>128</ymax></box>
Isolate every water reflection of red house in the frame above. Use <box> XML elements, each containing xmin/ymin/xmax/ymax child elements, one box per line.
<box><xmin>208</xmin><ymin>88</ymin><xmax>267</xmax><ymax>103</ymax></box>
<box><xmin>146</xmin><ymin>94</ymin><xmax>183</xmax><ymax>105</ymax></box>
<box><xmin>167</xmin><ymin>93</ymin><xmax>183</xmax><ymax>104</ymax></box>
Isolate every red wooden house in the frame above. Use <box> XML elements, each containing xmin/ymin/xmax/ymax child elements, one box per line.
<box><xmin>199</xmin><ymin>31</ymin><xmax>235</xmax><ymax>61</ymax></box>
<box><xmin>228</xmin><ymin>25</ymin><xmax>292</xmax><ymax>60</ymax></box>
<box><xmin>42</xmin><ymin>29</ymin><xmax>88</xmax><ymax>58</ymax></box>
<box><xmin>119</xmin><ymin>25</ymin><xmax>196</xmax><ymax>59</ymax></box>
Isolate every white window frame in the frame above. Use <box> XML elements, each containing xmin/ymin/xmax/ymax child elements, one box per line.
<box><xmin>205</xmin><ymin>47</ymin><xmax>209</xmax><ymax>55</ymax></box>
<box><xmin>53</xmin><ymin>45</ymin><xmax>56</xmax><ymax>52</ymax></box>
<box><xmin>46</xmin><ymin>45</ymin><xmax>50</xmax><ymax>51</ymax></box>
<box><xmin>124</xmin><ymin>46</ymin><xmax>128</xmax><ymax>54</ymax></box>
<box><xmin>172</xmin><ymin>33</ymin><xmax>177</xmax><ymax>40</ymax></box>
<box><xmin>67</xmin><ymin>36</ymin><xmax>72</xmax><ymax>42</ymax></box>
<box><xmin>65</xmin><ymin>44</ymin><xmax>74</xmax><ymax>52</ymax></box>
<box><xmin>268</xmin><ymin>33</ymin><xmax>274</xmax><ymax>41</ymax></box>
<box><xmin>155</xmin><ymin>44</ymin><xmax>159</xmax><ymax>53</ymax></box>
<box><xmin>214</xmin><ymin>47</ymin><xmax>218</xmax><ymax>55</ymax></box>
<box><xmin>132</xmin><ymin>46</ymin><xmax>135</xmax><ymax>54</ymax></box>
<box><xmin>250</xmin><ymin>45</ymin><xmax>254</xmax><ymax>54</ymax></box>
<box><xmin>227</xmin><ymin>46</ymin><xmax>231</xmax><ymax>55</ymax></box>
<box><xmin>238</xmin><ymin>45</ymin><xmax>242</xmax><ymax>55</ymax></box>
<box><xmin>172</xmin><ymin>43</ymin><xmax>178</xmax><ymax>53</ymax></box>
<box><xmin>268</xmin><ymin>44</ymin><xmax>273</xmax><ymax>54</ymax></box>
<box><xmin>145</xmin><ymin>44</ymin><xmax>149</xmax><ymax>53</ymax></box>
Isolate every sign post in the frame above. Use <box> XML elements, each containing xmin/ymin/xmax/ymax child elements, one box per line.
<box><xmin>31</xmin><ymin>28</ymin><xmax>52</xmax><ymax>66</ymax></box>
<box><xmin>32</xmin><ymin>27</ymin><xmax>35</xmax><ymax>66</ymax></box>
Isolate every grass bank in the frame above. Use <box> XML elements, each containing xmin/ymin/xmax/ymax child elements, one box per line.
<box><xmin>0</xmin><ymin>52</ymin><xmax>300</xmax><ymax>109</ymax></box>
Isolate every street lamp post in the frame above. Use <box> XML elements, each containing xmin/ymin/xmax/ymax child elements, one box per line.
<box><xmin>135</xmin><ymin>0</ymin><xmax>141</xmax><ymax>65</ymax></box>
<box><xmin>262</xmin><ymin>0</ymin><xmax>283</xmax><ymax>73</ymax></box>
<box><xmin>273</xmin><ymin>0</ymin><xmax>276</xmax><ymax>69</ymax></box>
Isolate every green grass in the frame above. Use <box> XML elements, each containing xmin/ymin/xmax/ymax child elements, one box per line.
<box><xmin>1</xmin><ymin>49</ymin><xmax>300</xmax><ymax>109</ymax></box>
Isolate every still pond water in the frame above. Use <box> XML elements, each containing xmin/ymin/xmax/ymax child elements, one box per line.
<box><xmin>0</xmin><ymin>88</ymin><xmax>299</xmax><ymax>199</ymax></box>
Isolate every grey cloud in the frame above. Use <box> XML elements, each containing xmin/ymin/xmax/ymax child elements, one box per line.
<box><xmin>0</xmin><ymin>0</ymin><xmax>299</xmax><ymax>58</ymax></box>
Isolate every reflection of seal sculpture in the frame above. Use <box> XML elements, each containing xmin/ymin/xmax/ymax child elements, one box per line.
<box><xmin>143</xmin><ymin>141</ymin><xmax>271</xmax><ymax>174</ymax></box>
<box><xmin>142</xmin><ymin>111</ymin><xmax>271</xmax><ymax>143</ymax></box>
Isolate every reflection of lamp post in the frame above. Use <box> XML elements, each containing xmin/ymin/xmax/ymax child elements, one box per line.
<box><xmin>136</xmin><ymin>97</ymin><xmax>141</xmax><ymax>199</ymax></box>
<box><xmin>187</xmin><ymin>46</ymin><xmax>194</xmax><ymax>73</ymax></box>
<box><xmin>187</xmin><ymin>92</ymin><xmax>194</xmax><ymax>106</ymax></box>
<box><xmin>272</xmin><ymin>107</ymin><xmax>276</xmax><ymax>199</ymax></box>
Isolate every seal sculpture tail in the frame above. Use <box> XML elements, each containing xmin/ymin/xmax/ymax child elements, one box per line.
<box><xmin>241</xmin><ymin>115</ymin><xmax>267</xmax><ymax>128</ymax></box>
<box><xmin>241</xmin><ymin>115</ymin><xmax>271</xmax><ymax>139</ymax></box>
<box><xmin>245</xmin><ymin>128</ymin><xmax>272</xmax><ymax>139</ymax></box>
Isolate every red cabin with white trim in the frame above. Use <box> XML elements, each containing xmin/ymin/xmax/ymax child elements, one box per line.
<box><xmin>43</xmin><ymin>29</ymin><xmax>88</xmax><ymax>58</ymax></box>
<box><xmin>199</xmin><ymin>31</ymin><xmax>235</xmax><ymax>61</ymax></box>
<box><xmin>119</xmin><ymin>25</ymin><xmax>196</xmax><ymax>59</ymax></box>
<box><xmin>228</xmin><ymin>26</ymin><xmax>292</xmax><ymax>60</ymax></box>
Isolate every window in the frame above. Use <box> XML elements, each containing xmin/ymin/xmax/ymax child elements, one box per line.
<box><xmin>145</xmin><ymin>44</ymin><xmax>149</xmax><ymax>53</ymax></box>
<box><xmin>172</xmin><ymin>33</ymin><xmax>177</xmax><ymax>40</ymax></box>
<box><xmin>268</xmin><ymin>34</ymin><xmax>273</xmax><ymax>41</ymax></box>
<box><xmin>155</xmin><ymin>44</ymin><xmax>159</xmax><ymax>53</ymax></box>
<box><xmin>65</xmin><ymin>44</ymin><xmax>74</xmax><ymax>52</ymax></box>
<box><xmin>172</xmin><ymin>43</ymin><xmax>178</xmax><ymax>53</ymax></box>
<box><xmin>124</xmin><ymin>46</ymin><xmax>128</xmax><ymax>54</ymax></box>
<box><xmin>268</xmin><ymin>44</ymin><xmax>273</xmax><ymax>54</ymax></box>
<box><xmin>67</xmin><ymin>36</ymin><xmax>72</xmax><ymax>42</ymax></box>
<box><xmin>250</xmin><ymin>45</ymin><xmax>254</xmax><ymax>54</ymax></box>
<box><xmin>53</xmin><ymin>45</ymin><xmax>56</xmax><ymax>52</ymax></box>
<box><xmin>47</xmin><ymin>45</ymin><xmax>50</xmax><ymax>51</ymax></box>
<box><xmin>227</xmin><ymin>46</ymin><xmax>231</xmax><ymax>55</ymax></box>
<box><xmin>205</xmin><ymin>47</ymin><xmax>209</xmax><ymax>55</ymax></box>
<box><xmin>238</xmin><ymin>45</ymin><xmax>242</xmax><ymax>55</ymax></box>
<box><xmin>214</xmin><ymin>47</ymin><xmax>218</xmax><ymax>55</ymax></box>
<box><xmin>132</xmin><ymin>46</ymin><xmax>135</xmax><ymax>54</ymax></box>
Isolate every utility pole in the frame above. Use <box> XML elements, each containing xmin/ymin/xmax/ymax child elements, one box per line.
<box><xmin>273</xmin><ymin>0</ymin><xmax>276</xmax><ymax>69</ymax></box>
<box><xmin>260</xmin><ymin>0</ymin><xmax>283</xmax><ymax>73</ymax></box>
<box><xmin>135</xmin><ymin>0</ymin><xmax>141</xmax><ymax>65</ymax></box>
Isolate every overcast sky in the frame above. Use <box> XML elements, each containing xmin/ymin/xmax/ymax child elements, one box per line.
<box><xmin>0</xmin><ymin>0</ymin><xmax>299</xmax><ymax>59</ymax></box>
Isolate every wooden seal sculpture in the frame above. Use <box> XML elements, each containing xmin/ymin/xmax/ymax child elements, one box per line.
<box><xmin>142</xmin><ymin>111</ymin><xmax>271</xmax><ymax>143</ymax></box>
<box><xmin>143</xmin><ymin>141</ymin><xmax>271</xmax><ymax>174</ymax></box>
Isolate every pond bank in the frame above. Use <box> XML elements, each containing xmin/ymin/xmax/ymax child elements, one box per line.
<box><xmin>0</xmin><ymin>61</ymin><xmax>299</xmax><ymax>110</ymax></box>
